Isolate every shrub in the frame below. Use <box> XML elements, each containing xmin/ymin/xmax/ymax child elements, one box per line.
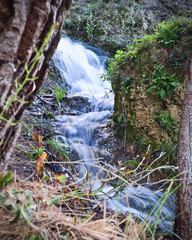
<box><xmin>146</xmin><ymin>64</ymin><xmax>180</xmax><ymax>99</ymax></box>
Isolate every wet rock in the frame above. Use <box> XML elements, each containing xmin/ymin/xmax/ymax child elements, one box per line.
<box><xmin>64</xmin><ymin>95</ymin><xmax>91</xmax><ymax>113</ymax></box>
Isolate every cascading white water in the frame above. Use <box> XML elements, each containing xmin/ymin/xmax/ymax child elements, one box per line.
<box><xmin>53</xmin><ymin>38</ymin><xmax>111</xmax><ymax>98</ymax></box>
<box><xmin>53</xmin><ymin>37</ymin><xmax>175</xmax><ymax>232</ymax></box>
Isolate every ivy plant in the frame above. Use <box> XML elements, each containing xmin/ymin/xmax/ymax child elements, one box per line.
<box><xmin>154</xmin><ymin>112</ymin><xmax>178</xmax><ymax>134</ymax></box>
<box><xmin>146</xmin><ymin>65</ymin><xmax>180</xmax><ymax>99</ymax></box>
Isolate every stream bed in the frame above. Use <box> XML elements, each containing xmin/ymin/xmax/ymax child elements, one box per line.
<box><xmin>52</xmin><ymin>37</ymin><xmax>175</xmax><ymax>232</ymax></box>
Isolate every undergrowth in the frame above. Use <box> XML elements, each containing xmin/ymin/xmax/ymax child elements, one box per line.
<box><xmin>104</xmin><ymin>17</ymin><xmax>192</xmax><ymax>147</ymax></box>
<box><xmin>0</xmin><ymin>140</ymin><xmax>179</xmax><ymax>239</ymax></box>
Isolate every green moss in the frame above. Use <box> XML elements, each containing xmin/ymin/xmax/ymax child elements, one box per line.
<box><xmin>108</xmin><ymin>18</ymin><xmax>192</xmax><ymax>145</ymax></box>
<box><xmin>64</xmin><ymin>1</ymin><xmax>192</xmax><ymax>54</ymax></box>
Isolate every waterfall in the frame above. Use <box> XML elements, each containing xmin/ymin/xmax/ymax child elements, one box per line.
<box><xmin>53</xmin><ymin>37</ymin><xmax>175</xmax><ymax>232</ymax></box>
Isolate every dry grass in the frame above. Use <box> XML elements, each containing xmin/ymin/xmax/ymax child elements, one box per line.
<box><xmin>0</xmin><ymin>180</ymin><xmax>145</xmax><ymax>240</ymax></box>
<box><xmin>3</xmin><ymin>139</ymin><xmax>177</xmax><ymax>240</ymax></box>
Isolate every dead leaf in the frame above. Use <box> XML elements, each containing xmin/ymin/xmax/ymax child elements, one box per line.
<box><xmin>32</xmin><ymin>131</ymin><xmax>43</xmax><ymax>149</ymax></box>
<box><xmin>86</xmin><ymin>189</ymin><xmax>91</xmax><ymax>199</ymax></box>
<box><xmin>37</xmin><ymin>135</ymin><xmax>43</xmax><ymax>148</ymax></box>
<box><xmin>37</xmin><ymin>153</ymin><xmax>47</xmax><ymax>175</ymax></box>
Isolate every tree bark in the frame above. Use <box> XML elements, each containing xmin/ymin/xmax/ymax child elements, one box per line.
<box><xmin>0</xmin><ymin>0</ymin><xmax>72</xmax><ymax>172</ymax></box>
<box><xmin>175</xmin><ymin>60</ymin><xmax>192</xmax><ymax>240</ymax></box>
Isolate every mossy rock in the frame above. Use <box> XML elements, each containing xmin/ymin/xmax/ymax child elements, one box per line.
<box><xmin>63</xmin><ymin>0</ymin><xmax>192</xmax><ymax>54</ymax></box>
<box><xmin>109</xmin><ymin>18</ymin><xmax>192</xmax><ymax>146</ymax></box>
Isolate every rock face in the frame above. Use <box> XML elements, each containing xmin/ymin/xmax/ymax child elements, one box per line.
<box><xmin>0</xmin><ymin>0</ymin><xmax>72</xmax><ymax>170</ymax></box>
<box><xmin>64</xmin><ymin>0</ymin><xmax>192</xmax><ymax>54</ymax></box>
<box><xmin>109</xmin><ymin>18</ymin><xmax>192</xmax><ymax>146</ymax></box>
<box><xmin>114</xmin><ymin>73</ymin><xmax>186</xmax><ymax>145</ymax></box>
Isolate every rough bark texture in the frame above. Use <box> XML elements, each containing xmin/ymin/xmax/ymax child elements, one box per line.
<box><xmin>0</xmin><ymin>0</ymin><xmax>72</xmax><ymax>171</ymax></box>
<box><xmin>175</xmin><ymin>61</ymin><xmax>192</xmax><ymax>240</ymax></box>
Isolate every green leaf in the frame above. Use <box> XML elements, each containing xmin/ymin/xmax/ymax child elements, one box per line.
<box><xmin>146</xmin><ymin>86</ymin><xmax>156</xmax><ymax>92</ymax></box>
<box><xmin>123</xmin><ymin>160</ymin><xmax>139</xmax><ymax>167</ymax></box>
<box><xmin>55</xmin><ymin>175</ymin><xmax>66</xmax><ymax>184</ymax></box>
<box><xmin>170</xmin><ymin>82</ymin><xmax>178</xmax><ymax>86</ymax></box>
<box><xmin>10</xmin><ymin>209</ymin><xmax>21</xmax><ymax>224</ymax></box>
<box><xmin>51</xmin><ymin>197</ymin><xmax>60</xmax><ymax>206</ymax></box>
<box><xmin>109</xmin><ymin>183</ymin><xmax>118</xmax><ymax>188</ymax></box>
<box><xmin>0</xmin><ymin>171</ymin><xmax>12</xmax><ymax>187</ymax></box>
<box><xmin>160</xmin><ymin>89</ymin><xmax>166</xmax><ymax>99</ymax></box>
<box><xmin>41</xmin><ymin>175</ymin><xmax>50</xmax><ymax>183</ymax></box>
<box><xmin>0</xmin><ymin>192</ymin><xmax>6</xmax><ymax>204</ymax></box>
<box><xmin>140</xmin><ymin>164</ymin><xmax>152</xmax><ymax>169</ymax></box>
<box><xmin>118</xmin><ymin>115</ymin><xmax>122</xmax><ymax>122</ymax></box>
<box><xmin>29</xmin><ymin>235</ymin><xmax>40</xmax><ymax>240</ymax></box>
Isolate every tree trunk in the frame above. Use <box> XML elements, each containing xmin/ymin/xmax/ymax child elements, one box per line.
<box><xmin>0</xmin><ymin>0</ymin><xmax>72</xmax><ymax>172</ymax></box>
<box><xmin>175</xmin><ymin>60</ymin><xmax>192</xmax><ymax>240</ymax></box>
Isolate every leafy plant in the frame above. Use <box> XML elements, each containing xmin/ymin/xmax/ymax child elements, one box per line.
<box><xmin>46</xmin><ymin>138</ymin><xmax>69</xmax><ymax>160</ymax></box>
<box><xmin>132</xmin><ymin>34</ymin><xmax>156</xmax><ymax>48</ymax></box>
<box><xmin>25</xmin><ymin>132</ymin><xmax>46</xmax><ymax>162</ymax></box>
<box><xmin>102</xmin><ymin>49</ymin><xmax>136</xmax><ymax>95</ymax></box>
<box><xmin>22</xmin><ymin>121</ymin><xmax>34</xmax><ymax>136</ymax></box>
<box><xmin>25</xmin><ymin>144</ymin><xmax>44</xmax><ymax>159</ymax></box>
<box><xmin>86</xmin><ymin>13</ymin><xmax>96</xmax><ymax>40</ymax></box>
<box><xmin>43</xmin><ymin>109</ymin><xmax>54</xmax><ymax>119</ymax></box>
<box><xmin>146</xmin><ymin>65</ymin><xmax>180</xmax><ymax>99</ymax></box>
<box><xmin>155</xmin><ymin>21</ymin><xmax>180</xmax><ymax>46</ymax></box>
<box><xmin>0</xmin><ymin>171</ymin><xmax>12</xmax><ymax>187</ymax></box>
<box><xmin>87</xmin><ymin>3</ymin><xmax>92</xmax><ymax>11</ymax></box>
<box><xmin>154</xmin><ymin>112</ymin><xmax>178</xmax><ymax>134</ymax></box>
<box><xmin>54</xmin><ymin>85</ymin><xmax>66</xmax><ymax>105</ymax></box>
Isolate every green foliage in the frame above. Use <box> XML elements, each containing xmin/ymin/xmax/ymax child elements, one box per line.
<box><xmin>155</xmin><ymin>21</ymin><xmax>180</xmax><ymax>46</ymax></box>
<box><xmin>25</xmin><ymin>144</ymin><xmax>46</xmax><ymax>160</ymax></box>
<box><xmin>154</xmin><ymin>113</ymin><xmax>178</xmax><ymax>134</ymax></box>
<box><xmin>146</xmin><ymin>65</ymin><xmax>180</xmax><ymax>99</ymax></box>
<box><xmin>123</xmin><ymin>160</ymin><xmax>152</xmax><ymax>170</ymax></box>
<box><xmin>43</xmin><ymin>109</ymin><xmax>54</xmax><ymax>119</ymax></box>
<box><xmin>161</xmin><ymin>142</ymin><xmax>177</xmax><ymax>167</ymax></box>
<box><xmin>131</xmin><ymin>34</ymin><xmax>156</xmax><ymax>49</ymax></box>
<box><xmin>29</xmin><ymin>236</ymin><xmax>40</xmax><ymax>240</ymax></box>
<box><xmin>148</xmin><ymin>181</ymin><xmax>178</xmax><ymax>237</ymax></box>
<box><xmin>55</xmin><ymin>175</ymin><xmax>66</xmax><ymax>184</ymax></box>
<box><xmin>22</xmin><ymin>121</ymin><xmax>34</xmax><ymax>136</ymax></box>
<box><xmin>87</xmin><ymin>3</ymin><xmax>92</xmax><ymax>11</ymax></box>
<box><xmin>46</xmin><ymin>138</ymin><xmax>69</xmax><ymax>160</ymax></box>
<box><xmin>102</xmin><ymin>49</ymin><xmax>137</xmax><ymax>94</ymax></box>
<box><xmin>154</xmin><ymin>18</ymin><xmax>192</xmax><ymax>47</ymax></box>
<box><xmin>106</xmin><ymin>17</ymin><xmax>192</xmax><ymax>145</ymax></box>
<box><xmin>86</xmin><ymin>13</ymin><xmax>96</xmax><ymax>39</ymax></box>
<box><xmin>0</xmin><ymin>187</ymin><xmax>34</xmax><ymax>224</ymax></box>
<box><xmin>54</xmin><ymin>85</ymin><xmax>66</xmax><ymax>105</ymax></box>
<box><xmin>64</xmin><ymin>0</ymin><xmax>192</xmax><ymax>55</ymax></box>
<box><xmin>0</xmin><ymin>171</ymin><xmax>12</xmax><ymax>187</ymax></box>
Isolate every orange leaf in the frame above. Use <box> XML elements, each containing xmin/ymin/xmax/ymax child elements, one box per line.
<box><xmin>37</xmin><ymin>153</ymin><xmax>47</xmax><ymax>174</ymax></box>
<box><xmin>37</xmin><ymin>135</ymin><xmax>43</xmax><ymax>148</ymax></box>
<box><xmin>54</xmin><ymin>174</ymin><xmax>60</xmax><ymax>178</ymax></box>
<box><xmin>127</xmin><ymin>169</ymin><xmax>130</xmax><ymax>175</ymax></box>
<box><xmin>86</xmin><ymin>189</ymin><xmax>91</xmax><ymax>199</ymax></box>
<box><xmin>32</xmin><ymin>131</ymin><xmax>43</xmax><ymax>149</ymax></box>
<box><xmin>32</xmin><ymin>133</ymin><xmax>36</xmax><ymax>141</ymax></box>
<box><xmin>0</xmin><ymin>173</ymin><xmax>3</xmax><ymax>179</ymax></box>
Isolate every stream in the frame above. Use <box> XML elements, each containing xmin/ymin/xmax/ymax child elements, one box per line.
<box><xmin>53</xmin><ymin>37</ymin><xmax>175</xmax><ymax>232</ymax></box>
